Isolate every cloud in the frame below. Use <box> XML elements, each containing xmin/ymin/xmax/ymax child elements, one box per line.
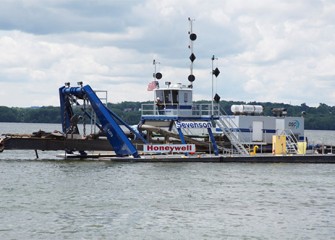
<box><xmin>0</xmin><ymin>0</ymin><xmax>137</xmax><ymax>34</ymax></box>
<box><xmin>0</xmin><ymin>0</ymin><xmax>334</xmax><ymax>108</ymax></box>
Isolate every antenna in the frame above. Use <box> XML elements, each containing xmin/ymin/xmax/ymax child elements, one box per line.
<box><xmin>188</xmin><ymin>17</ymin><xmax>197</xmax><ymax>88</ymax></box>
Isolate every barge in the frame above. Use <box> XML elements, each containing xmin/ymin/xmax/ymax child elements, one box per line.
<box><xmin>1</xmin><ymin>18</ymin><xmax>334</xmax><ymax>163</ymax></box>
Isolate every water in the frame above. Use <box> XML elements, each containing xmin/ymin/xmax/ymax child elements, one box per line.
<box><xmin>1</xmin><ymin>123</ymin><xmax>335</xmax><ymax>239</ymax></box>
<box><xmin>305</xmin><ymin>129</ymin><xmax>335</xmax><ymax>146</ymax></box>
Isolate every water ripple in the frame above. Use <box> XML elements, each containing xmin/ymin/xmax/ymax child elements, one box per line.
<box><xmin>0</xmin><ymin>160</ymin><xmax>334</xmax><ymax>239</ymax></box>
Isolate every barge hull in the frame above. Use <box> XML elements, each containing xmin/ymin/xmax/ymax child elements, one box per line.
<box><xmin>106</xmin><ymin>154</ymin><xmax>335</xmax><ymax>163</ymax></box>
<box><xmin>1</xmin><ymin>137</ymin><xmax>112</xmax><ymax>151</ymax></box>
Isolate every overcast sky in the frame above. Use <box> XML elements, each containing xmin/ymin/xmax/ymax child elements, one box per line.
<box><xmin>0</xmin><ymin>0</ymin><xmax>334</xmax><ymax>107</ymax></box>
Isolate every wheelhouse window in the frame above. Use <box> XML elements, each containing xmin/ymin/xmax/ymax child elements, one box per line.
<box><xmin>172</xmin><ymin>90</ymin><xmax>179</xmax><ymax>104</ymax></box>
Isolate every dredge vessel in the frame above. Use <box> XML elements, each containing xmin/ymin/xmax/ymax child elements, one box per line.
<box><xmin>1</xmin><ymin>18</ymin><xmax>334</xmax><ymax>163</ymax></box>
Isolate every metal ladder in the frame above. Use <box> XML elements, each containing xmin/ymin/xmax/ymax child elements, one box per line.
<box><xmin>280</xmin><ymin>130</ymin><xmax>298</xmax><ymax>154</ymax></box>
<box><xmin>215</xmin><ymin>110</ymin><xmax>249</xmax><ymax>155</ymax></box>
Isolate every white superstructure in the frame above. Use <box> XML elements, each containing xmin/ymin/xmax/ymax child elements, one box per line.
<box><xmin>219</xmin><ymin>113</ymin><xmax>304</xmax><ymax>144</ymax></box>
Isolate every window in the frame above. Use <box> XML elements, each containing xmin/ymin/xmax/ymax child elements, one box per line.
<box><xmin>164</xmin><ymin>90</ymin><xmax>171</xmax><ymax>103</ymax></box>
<box><xmin>172</xmin><ymin>90</ymin><xmax>179</xmax><ymax>104</ymax></box>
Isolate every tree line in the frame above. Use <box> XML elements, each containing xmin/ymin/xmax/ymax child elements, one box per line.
<box><xmin>0</xmin><ymin>101</ymin><xmax>335</xmax><ymax>130</ymax></box>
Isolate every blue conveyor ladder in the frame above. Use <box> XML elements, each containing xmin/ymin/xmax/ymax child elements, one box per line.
<box><xmin>59</xmin><ymin>85</ymin><xmax>144</xmax><ymax>158</ymax></box>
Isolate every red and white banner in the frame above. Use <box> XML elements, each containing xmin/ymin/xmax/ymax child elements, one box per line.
<box><xmin>143</xmin><ymin>144</ymin><xmax>196</xmax><ymax>153</ymax></box>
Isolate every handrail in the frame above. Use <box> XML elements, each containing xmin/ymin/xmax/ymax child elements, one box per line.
<box><xmin>141</xmin><ymin>103</ymin><xmax>220</xmax><ymax>117</ymax></box>
<box><xmin>278</xmin><ymin>129</ymin><xmax>298</xmax><ymax>154</ymax></box>
<box><xmin>215</xmin><ymin>107</ymin><xmax>250</xmax><ymax>155</ymax></box>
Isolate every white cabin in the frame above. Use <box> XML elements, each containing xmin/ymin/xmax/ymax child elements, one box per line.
<box><xmin>154</xmin><ymin>83</ymin><xmax>193</xmax><ymax>116</ymax></box>
<box><xmin>220</xmin><ymin>114</ymin><xmax>305</xmax><ymax>144</ymax></box>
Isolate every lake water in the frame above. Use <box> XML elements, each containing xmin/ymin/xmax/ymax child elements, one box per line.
<box><xmin>1</xmin><ymin>123</ymin><xmax>335</xmax><ymax>239</ymax></box>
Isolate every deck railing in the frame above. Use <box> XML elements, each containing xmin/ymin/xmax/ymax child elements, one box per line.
<box><xmin>141</xmin><ymin>103</ymin><xmax>220</xmax><ymax>117</ymax></box>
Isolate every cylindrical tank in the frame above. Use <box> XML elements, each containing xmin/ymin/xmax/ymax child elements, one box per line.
<box><xmin>231</xmin><ymin>105</ymin><xmax>263</xmax><ymax>115</ymax></box>
<box><xmin>231</xmin><ymin>105</ymin><xmax>243</xmax><ymax>114</ymax></box>
<box><xmin>254</xmin><ymin>105</ymin><xmax>263</xmax><ymax>114</ymax></box>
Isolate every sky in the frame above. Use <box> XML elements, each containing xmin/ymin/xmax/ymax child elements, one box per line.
<box><xmin>0</xmin><ymin>0</ymin><xmax>335</xmax><ymax>107</ymax></box>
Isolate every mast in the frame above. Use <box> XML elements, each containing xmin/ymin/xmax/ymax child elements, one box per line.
<box><xmin>188</xmin><ymin>17</ymin><xmax>197</xmax><ymax>88</ymax></box>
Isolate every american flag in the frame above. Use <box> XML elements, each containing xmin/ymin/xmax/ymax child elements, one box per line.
<box><xmin>147</xmin><ymin>81</ymin><xmax>157</xmax><ymax>91</ymax></box>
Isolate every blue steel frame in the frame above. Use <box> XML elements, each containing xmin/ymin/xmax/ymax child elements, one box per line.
<box><xmin>59</xmin><ymin>85</ymin><xmax>142</xmax><ymax>158</ymax></box>
<box><xmin>176</xmin><ymin>124</ymin><xmax>219</xmax><ymax>156</ymax></box>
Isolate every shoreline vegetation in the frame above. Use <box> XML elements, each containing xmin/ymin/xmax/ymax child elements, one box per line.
<box><xmin>1</xmin><ymin>101</ymin><xmax>335</xmax><ymax>130</ymax></box>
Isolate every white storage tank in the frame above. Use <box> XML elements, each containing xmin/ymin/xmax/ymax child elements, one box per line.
<box><xmin>254</xmin><ymin>105</ymin><xmax>263</xmax><ymax>114</ymax></box>
<box><xmin>231</xmin><ymin>105</ymin><xmax>263</xmax><ymax>115</ymax></box>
